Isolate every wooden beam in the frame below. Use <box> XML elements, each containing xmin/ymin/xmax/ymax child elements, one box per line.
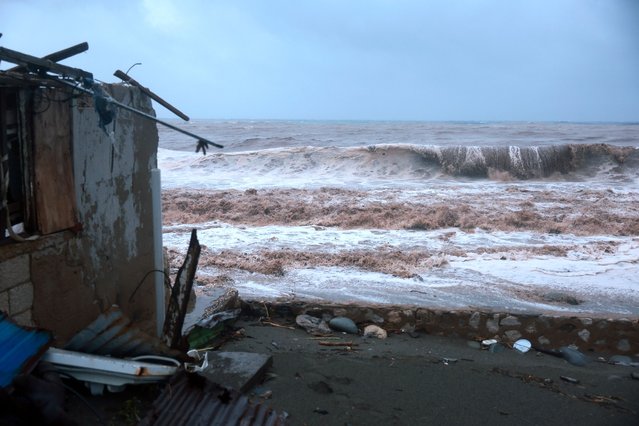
<box><xmin>7</xmin><ymin>42</ymin><xmax>89</xmax><ymax>73</ymax></box>
<box><xmin>162</xmin><ymin>229</ymin><xmax>201</xmax><ymax>348</ymax></box>
<box><xmin>114</xmin><ymin>70</ymin><xmax>190</xmax><ymax>121</ymax></box>
<box><xmin>0</xmin><ymin>46</ymin><xmax>92</xmax><ymax>81</ymax></box>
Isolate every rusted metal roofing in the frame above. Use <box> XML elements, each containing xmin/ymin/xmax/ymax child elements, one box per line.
<box><xmin>64</xmin><ymin>306</ymin><xmax>174</xmax><ymax>358</ymax></box>
<box><xmin>0</xmin><ymin>313</ymin><xmax>52</xmax><ymax>388</ymax></box>
<box><xmin>140</xmin><ymin>372</ymin><xmax>288</xmax><ymax>426</ymax></box>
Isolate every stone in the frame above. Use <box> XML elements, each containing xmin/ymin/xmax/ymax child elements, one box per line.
<box><xmin>9</xmin><ymin>282</ymin><xmax>34</xmax><ymax>314</ymax></box>
<box><xmin>500</xmin><ymin>316</ymin><xmax>521</xmax><ymax>327</ymax></box>
<box><xmin>525</xmin><ymin>323</ymin><xmax>536</xmax><ymax>334</ymax></box>
<box><xmin>632</xmin><ymin>372</ymin><xmax>639</xmax><ymax>380</ymax></box>
<box><xmin>402</xmin><ymin>309</ymin><xmax>415</xmax><ymax>318</ymax></box>
<box><xmin>328</xmin><ymin>317</ymin><xmax>358</xmax><ymax>334</ymax></box>
<box><xmin>387</xmin><ymin>310</ymin><xmax>402</xmax><ymax>325</ymax></box>
<box><xmin>199</xmin><ymin>351</ymin><xmax>272</xmax><ymax>392</ymax></box>
<box><xmin>559</xmin><ymin>347</ymin><xmax>588</xmax><ymax>366</ymax></box>
<box><xmin>364</xmin><ymin>310</ymin><xmax>384</xmax><ymax>324</ymax></box>
<box><xmin>363</xmin><ymin>325</ymin><xmax>387</xmax><ymax>339</ymax></box>
<box><xmin>486</xmin><ymin>315</ymin><xmax>500</xmax><ymax>334</ymax></box>
<box><xmin>617</xmin><ymin>339</ymin><xmax>631</xmax><ymax>352</ymax></box>
<box><xmin>296</xmin><ymin>314</ymin><xmax>331</xmax><ymax>334</ymax></box>
<box><xmin>577</xmin><ymin>329</ymin><xmax>590</xmax><ymax>343</ymax></box>
<box><xmin>609</xmin><ymin>355</ymin><xmax>632</xmax><ymax>366</ymax></box>
<box><xmin>504</xmin><ymin>330</ymin><xmax>522</xmax><ymax>342</ymax></box>
<box><xmin>579</xmin><ymin>318</ymin><xmax>593</xmax><ymax>326</ymax></box>
<box><xmin>468</xmin><ymin>312</ymin><xmax>481</xmax><ymax>329</ymax></box>
<box><xmin>537</xmin><ymin>336</ymin><xmax>551</xmax><ymax>345</ymax></box>
<box><xmin>0</xmin><ymin>255</ymin><xmax>30</xmax><ymax>292</ymax></box>
<box><xmin>0</xmin><ymin>291</ymin><xmax>8</xmax><ymax>313</ymax></box>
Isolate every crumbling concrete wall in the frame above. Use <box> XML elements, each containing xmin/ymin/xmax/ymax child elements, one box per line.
<box><xmin>0</xmin><ymin>85</ymin><xmax>160</xmax><ymax>342</ymax></box>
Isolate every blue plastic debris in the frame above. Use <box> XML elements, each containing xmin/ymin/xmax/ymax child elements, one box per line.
<box><xmin>0</xmin><ymin>313</ymin><xmax>52</xmax><ymax>388</ymax></box>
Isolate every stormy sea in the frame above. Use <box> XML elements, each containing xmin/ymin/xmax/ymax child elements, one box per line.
<box><xmin>158</xmin><ymin>121</ymin><xmax>639</xmax><ymax>317</ymax></box>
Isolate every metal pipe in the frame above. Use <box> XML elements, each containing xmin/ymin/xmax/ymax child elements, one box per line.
<box><xmin>150</xmin><ymin>168</ymin><xmax>165</xmax><ymax>337</ymax></box>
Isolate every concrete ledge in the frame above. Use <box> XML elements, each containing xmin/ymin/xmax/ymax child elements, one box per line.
<box><xmin>241</xmin><ymin>300</ymin><xmax>639</xmax><ymax>355</ymax></box>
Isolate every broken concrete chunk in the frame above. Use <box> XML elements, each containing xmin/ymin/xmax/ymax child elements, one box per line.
<box><xmin>296</xmin><ymin>314</ymin><xmax>331</xmax><ymax>334</ymax></box>
<box><xmin>328</xmin><ymin>317</ymin><xmax>358</xmax><ymax>334</ymax></box>
<box><xmin>198</xmin><ymin>351</ymin><xmax>272</xmax><ymax>393</ymax></box>
<box><xmin>363</xmin><ymin>325</ymin><xmax>387</xmax><ymax>339</ymax></box>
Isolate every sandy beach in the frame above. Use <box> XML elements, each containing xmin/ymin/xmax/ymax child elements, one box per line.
<box><xmin>218</xmin><ymin>318</ymin><xmax>639</xmax><ymax>425</ymax></box>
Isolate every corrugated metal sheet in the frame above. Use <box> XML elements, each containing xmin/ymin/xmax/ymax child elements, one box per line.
<box><xmin>64</xmin><ymin>306</ymin><xmax>173</xmax><ymax>358</ymax></box>
<box><xmin>140</xmin><ymin>372</ymin><xmax>288</xmax><ymax>426</ymax></box>
<box><xmin>0</xmin><ymin>313</ymin><xmax>52</xmax><ymax>388</ymax></box>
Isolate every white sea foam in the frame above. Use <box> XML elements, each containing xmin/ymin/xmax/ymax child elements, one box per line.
<box><xmin>159</xmin><ymin>120</ymin><xmax>639</xmax><ymax>315</ymax></box>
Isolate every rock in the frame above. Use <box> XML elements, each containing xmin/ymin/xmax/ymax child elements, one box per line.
<box><xmin>609</xmin><ymin>355</ymin><xmax>632</xmax><ymax>366</ymax></box>
<box><xmin>617</xmin><ymin>339</ymin><xmax>631</xmax><ymax>352</ymax></box>
<box><xmin>579</xmin><ymin>317</ymin><xmax>593</xmax><ymax>326</ymax></box>
<box><xmin>387</xmin><ymin>311</ymin><xmax>402</xmax><ymax>325</ymax></box>
<box><xmin>488</xmin><ymin>343</ymin><xmax>506</xmax><ymax>353</ymax></box>
<box><xmin>500</xmin><ymin>316</ymin><xmax>521</xmax><ymax>327</ymax></box>
<box><xmin>296</xmin><ymin>314</ymin><xmax>331</xmax><ymax>334</ymax></box>
<box><xmin>577</xmin><ymin>329</ymin><xmax>590</xmax><ymax>342</ymax></box>
<box><xmin>328</xmin><ymin>316</ymin><xmax>358</xmax><ymax>334</ymax></box>
<box><xmin>504</xmin><ymin>330</ymin><xmax>522</xmax><ymax>341</ymax></box>
<box><xmin>486</xmin><ymin>316</ymin><xmax>500</xmax><ymax>334</ymax></box>
<box><xmin>632</xmin><ymin>372</ymin><xmax>639</xmax><ymax>380</ymax></box>
<box><xmin>468</xmin><ymin>312</ymin><xmax>481</xmax><ymax>329</ymax></box>
<box><xmin>363</xmin><ymin>325</ymin><xmax>387</xmax><ymax>339</ymax></box>
<box><xmin>537</xmin><ymin>336</ymin><xmax>551</xmax><ymax>345</ymax></box>
<box><xmin>559</xmin><ymin>346</ymin><xmax>588</xmax><ymax>366</ymax></box>
<box><xmin>364</xmin><ymin>311</ymin><xmax>384</xmax><ymax>324</ymax></box>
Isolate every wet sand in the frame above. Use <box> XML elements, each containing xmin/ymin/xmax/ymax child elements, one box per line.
<box><xmin>221</xmin><ymin>319</ymin><xmax>639</xmax><ymax>425</ymax></box>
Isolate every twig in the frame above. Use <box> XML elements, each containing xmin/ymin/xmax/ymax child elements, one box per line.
<box><xmin>318</xmin><ymin>341</ymin><xmax>358</xmax><ymax>347</ymax></box>
<box><xmin>261</xmin><ymin>320</ymin><xmax>295</xmax><ymax>330</ymax></box>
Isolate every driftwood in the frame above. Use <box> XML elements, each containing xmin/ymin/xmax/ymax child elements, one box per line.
<box><xmin>162</xmin><ymin>229</ymin><xmax>201</xmax><ymax>348</ymax></box>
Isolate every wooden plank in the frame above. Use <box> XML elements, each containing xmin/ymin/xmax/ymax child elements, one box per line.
<box><xmin>0</xmin><ymin>46</ymin><xmax>92</xmax><ymax>81</ymax></box>
<box><xmin>32</xmin><ymin>89</ymin><xmax>77</xmax><ymax>235</ymax></box>
<box><xmin>162</xmin><ymin>229</ymin><xmax>201</xmax><ymax>348</ymax></box>
<box><xmin>114</xmin><ymin>70</ymin><xmax>190</xmax><ymax>121</ymax></box>
<box><xmin>7</xmin><ymin>42</ymin><xmax>89</xmax><ymax>73</ymax></box>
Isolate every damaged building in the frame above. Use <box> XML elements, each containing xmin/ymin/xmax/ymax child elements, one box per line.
<box><xmin>0</xmin><ymin>47</ymin><xmax>165</xmax><ymax>342</ymax></box>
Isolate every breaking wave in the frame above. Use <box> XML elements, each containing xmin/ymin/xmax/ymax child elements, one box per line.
<box><xmin>161</xmin><ymin>143</ymin><xmax>638</xmax><ymax>184</ymax></box>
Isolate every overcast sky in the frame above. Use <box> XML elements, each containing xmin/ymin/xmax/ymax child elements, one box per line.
<box><xmin>1</xmin><ymin>0</ymin><xmax>638</xmax><ymax>122</ymax></box>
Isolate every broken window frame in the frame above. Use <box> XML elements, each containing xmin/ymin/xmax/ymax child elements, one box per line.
<box><xmin>0</xmin><ymin>86</ymin><xmax>37</xmax><ymax>243</ymax></box>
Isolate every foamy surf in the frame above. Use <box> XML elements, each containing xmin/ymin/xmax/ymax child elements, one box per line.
<box><xmin>158</xmin><ymin>120</ymin><xmax>639</xmax><ymax>317</ymax></box>
<box><xmin>159</xmin><ymin>143</ymin><xmax>638</xmax><ymax>190</ymax></box>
